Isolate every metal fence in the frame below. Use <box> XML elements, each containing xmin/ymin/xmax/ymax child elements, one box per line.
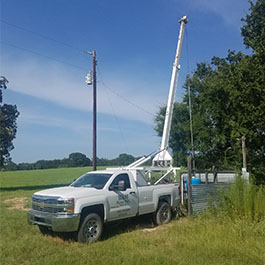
<box><xmin>180</xmin><ymin>171</ymin><xmax>236</xmax><ymax>214</ymax></box>
<box><xmin>191</xmin><ymin>183</ymin><xmax>229</xmax><ymax>213</ymax></box>
<box><xmin>181</xmin><ymin>172</ymin><xmax>237</xmax><ymax>183</ymax></box>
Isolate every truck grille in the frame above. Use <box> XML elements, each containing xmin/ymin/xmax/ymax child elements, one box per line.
<box><xmin>31</xmin><ymin>195</ymin><xmax>70</xmax><ymax>215</ymax></box>
<box><xmin>32</xmin><ymin>204</ymin><xmax>65</xmax><ymax>214</ymax></box>
<box><xmin>32</xmin><ymin>196</ymin><xmax>64</xmax><ymax>205</ymax></box>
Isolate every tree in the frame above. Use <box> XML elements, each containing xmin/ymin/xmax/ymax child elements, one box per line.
<box><xmin>239</xmin><ymin>0</ymin><xmax>265</xmax><ymax>183</ymax></box>
<box><xmin>68</xmin><ymin>152</ymin><xmax>91</xmax><ymax>167</ymax></box>
<box><xmin>114</xmin><ymin>153</ymin><xmax>135</xmax><ymax>166</ymax></box>
<box><xmin>0</xmin><ymin>77</ymin><xmax>19</xmax><ymax>169</ymax></box>
<box><xmin>241</xmin><ymin>0</ymin><xmax>265</xmax><ymax>58</ymax></box>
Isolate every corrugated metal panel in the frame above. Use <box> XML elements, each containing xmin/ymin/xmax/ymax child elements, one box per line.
<box><xmin>182</xmin><ymin>172</ymin><xmax>236</xmax><ymax>183</ymax></box>
<box><xmin>191</xmin><ymin>184</ymin><xmax>229</xmax><ymax>213</ymax></box>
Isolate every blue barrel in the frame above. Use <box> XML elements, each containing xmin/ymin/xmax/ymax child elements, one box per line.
<box><xmin>186</xmin><ymin>178</ymin><xmax>201</xmax><ymax>190</ymax></box>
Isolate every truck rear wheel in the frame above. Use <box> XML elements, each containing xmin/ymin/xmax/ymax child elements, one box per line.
<box><xmin>77</xmin><ymin>213</ymin><xmax>103</xmax><ymax>243</ymax></box>
<box><xmin>154</xmin><ymin>202</ymin><xmax>172</xmax><ymax>225</ymax></box>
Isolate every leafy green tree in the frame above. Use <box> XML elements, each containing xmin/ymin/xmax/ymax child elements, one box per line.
<box><xmin>17</xmin><ymin>162</ymin><xmax>33</xmax><ymax>170</ymax></box>
<box><xmin>34</xmin><ymin>159</ymin><xmax>62</xmax><ymax>169</ymax></box>
<box><xmin>185</xmin><ymin>50</ymin><xmax>264</xmax><ymax>182</ymax></box>
<box><xmin>114</xmin><ymin>153</ymin><xmax>135</xmax><ymax>166</ymax></box>
<box><xmin>68</xmin><ymin>152</ymin><xmax>91</xmax><ymax>167</ymax></box>
<box><xmin>241</xmin><ymin>0</ymin><xmax>265</xmax><ymax>58</ymax></box>
<box><xmin>5</xmin><ymin>159</ymin><xmax>18</xmax><ymax>171</ymax></box>
<box><xmin>0</xmin><ymin>77</ymin><xmax>19</xmax><ymax>169</ymax></box>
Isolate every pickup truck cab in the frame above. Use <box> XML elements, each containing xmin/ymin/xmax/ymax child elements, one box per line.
<box><xmin>28</xmin><ymin>168</ymin><xmax>180</xmax><ymax>242</ymax></box>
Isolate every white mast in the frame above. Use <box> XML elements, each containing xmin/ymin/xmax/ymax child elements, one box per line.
<box><xmin>153</xmin><ymin>16</ymin><xmax>188</xmax><ymax>167</ymax></box>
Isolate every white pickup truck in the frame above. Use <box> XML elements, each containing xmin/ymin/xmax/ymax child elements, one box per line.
<box><xmin>28</xmin><ymin>167</ymin><xmax>180</xmax><ymax>243</ymax></box>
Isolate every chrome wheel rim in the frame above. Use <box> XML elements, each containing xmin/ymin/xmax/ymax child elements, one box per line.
<box><xmin>84</xmin><ymin>219</ymin><xmax>99</xmax><ymax>239</ymax></box>
<box><xmin>160</xmin><ymin>205</ymin><xmax>169</xmax><ymax>223</ymax></box>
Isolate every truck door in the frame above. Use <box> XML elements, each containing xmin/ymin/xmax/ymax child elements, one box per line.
<box><xmin>107</xmin><ymin>173</ymin><xmax>138</xmax><ymax>221</ymax></box>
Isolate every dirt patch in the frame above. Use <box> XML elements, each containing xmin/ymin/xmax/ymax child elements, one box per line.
<box><xmin>142</xmin><ymin>227</ymin><xmax>158</xmax><ymax>232</ymax></box>
<box><xmin>4</xmin><ymin>197</ymin><xmax>30</xmax><ymax>211</ymax></box>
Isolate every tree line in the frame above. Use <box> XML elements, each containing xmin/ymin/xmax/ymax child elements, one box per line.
<box><xmin>4</xmin><ymin>152</ymin><xmax>137</xmax><ymax>171</ymax></box>
<box><xmin>155</xmin><ymin>0</ymin><xmax>265</xmax><ymax>184</ymax></box>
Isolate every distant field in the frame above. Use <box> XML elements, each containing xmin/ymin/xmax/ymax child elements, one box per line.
<box><xmin>0</xmin><ymin>167</ymin><xmax>106</xmax><ymax>199</ymax></box>
<box><xmin>0</xmin><ymin>168</ymin><xmax>265</xmax><ymax>265</ymax></box>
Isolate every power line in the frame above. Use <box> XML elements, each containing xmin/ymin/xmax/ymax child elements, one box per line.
<box><xmin>0</xmin><ymin>19</ymin><xmax>85</xmax><ymax>53</ymax></box>
<box><xmin>1</xmin><ymin>41</ymin><xmax>87</xmax><ymax>71</ymax></box>
<box><xmin>99</xmin><ymin>70</ymin><xmax>130</xmax><ymax>154</ymax></box>
<box><xmin>1</xmin><ymin>39</ymin><xmax>154</xmax><ymax>118</ymax></box>
<box><xmin>97</xmin><ymin>66</ymin><xmax>154</xmax><ymax>117</ymax></box>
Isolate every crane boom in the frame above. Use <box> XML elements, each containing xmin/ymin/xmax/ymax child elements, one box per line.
<box><xmin>153</xmin><ymin>16</ymin><xmax>188</xmax><ymax>167</ymax></box>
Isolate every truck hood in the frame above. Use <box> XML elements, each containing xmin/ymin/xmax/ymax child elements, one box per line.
<box><xmin>34</xmin><ymin>186</ymin><xmax>103</xmax><ymax>199</ymax></box>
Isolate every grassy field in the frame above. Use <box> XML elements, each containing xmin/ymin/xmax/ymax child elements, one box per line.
<box><xmin>0</xmin><ymin>167</ymin><xmax>265</xmax><ymax>265</ymax></box>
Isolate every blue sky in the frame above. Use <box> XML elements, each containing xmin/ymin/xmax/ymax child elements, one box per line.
<box><xmin>1</xmin><ymin>0</ymin><xmax>252</xmax><ymax>163</ymax></box>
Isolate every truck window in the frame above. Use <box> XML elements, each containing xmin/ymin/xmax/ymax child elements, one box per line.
<box><xmin>110</xmin><ymin>174</ymin><xmax>131</xmax><ymax>190</ymax></box>
<box><xmin>71</xmin><ymin>173</ymin><xmax>112</xmax><ymax>189</ymax></box>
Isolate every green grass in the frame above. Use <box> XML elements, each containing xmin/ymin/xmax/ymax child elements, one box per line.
<box><xmin>1</xmin><ymin>168</ymin><xmax>265</xmax><ymax>265</ymax></box>
<box><xmin>0</xmin><ymin>167</ymin><xmax>106</xmax><ymax>199</ymax></box>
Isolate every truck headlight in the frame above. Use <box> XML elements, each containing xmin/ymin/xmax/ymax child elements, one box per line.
<box><xmin>67</xmin><ymin>199</ymin><xmax>74</xmax><ymax>205</ymax></box>
<box><xmin>58</xmin><ymin>198</ymin><xmax>75</xmax><ymax>214</ymax></box>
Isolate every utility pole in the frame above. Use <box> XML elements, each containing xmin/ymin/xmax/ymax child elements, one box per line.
<box><xmin>86</xmin><ymin>51</ymin><xmax>97</xmax><ymax>171</ymax></box>
<box><xmin>242</xmin><ymin>136</ymin><xmax>246</xmax><ymax>170</ymax></box>
<box><xmin>187</xmin><ymin>155</ymin><xmax>192</xmax><ymax>216</ymax></box>
<box><xmin>92</xmin><ymin>51</ymin><xmax>97</xmax><ymax>171</ymax></box>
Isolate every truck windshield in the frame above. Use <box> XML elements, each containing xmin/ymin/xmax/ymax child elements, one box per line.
<box><xmin>71</xmin><ymin>173</ymin><xmax>112</xmax><ymax>189</ymax></box>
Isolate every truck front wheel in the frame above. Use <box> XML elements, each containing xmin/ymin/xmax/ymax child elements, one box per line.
<box><xmin>77</xmin><ymin>213</ymin><xmax>103</xmax><ymax>243</ymax></box>
<box><xmin>154</xmin><ymin>202</ymin><xmax>172</xmax><ymax>225</ymax></box>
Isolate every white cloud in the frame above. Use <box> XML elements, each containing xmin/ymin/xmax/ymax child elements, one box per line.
<box><xmin>191</xmin><ymin>0</ymin><xmax>250</xmax><ymax>30</ymax></box>
<box><xmin>3</xmin><ymin>57</ymin><xmax>165</xmax><ymax>124</ymax></box>
<box><xmin>18</xmin><ymin>108</ymin><xmax>121</xmax><ymax>133</ymax></box>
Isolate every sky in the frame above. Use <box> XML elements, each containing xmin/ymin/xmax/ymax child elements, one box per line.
<box><xmin>0</xmin><ymin>0</ymin><xmax>253</xmax><ymax>163</ymax></box>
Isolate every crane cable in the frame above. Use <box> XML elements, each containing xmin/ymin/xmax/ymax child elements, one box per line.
<box><xmin>185</xmin><ymin>27</ymin><xmax>195</xmax><ymax>170</ymax></box>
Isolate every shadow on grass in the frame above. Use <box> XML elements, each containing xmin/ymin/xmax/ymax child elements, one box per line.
<box><xmin>101</xmin><ymin>214</ymin><xmax>155</xmax><ymax>241</ymax></box>
<box><xmin>0</xmin><ymin>184</ymin><xmax>70</xmax><ymax>192</ymax></box>
<box><xmin>50</xmin><ymin>214</ymin><xmax>155</xmax><ymax>243</ymax></box>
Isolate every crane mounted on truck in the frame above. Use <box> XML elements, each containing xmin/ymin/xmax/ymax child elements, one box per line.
<box><xmin>28</xmin><ymin>16</ymin><xmax>188</xmax><ymax>243</ymax></box>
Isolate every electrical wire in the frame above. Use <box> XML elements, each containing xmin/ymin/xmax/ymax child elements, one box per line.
<box><xmin>2</xmin><ymin>40</ymin><xmax>154</xmax><ymax>117</ymax></box>
<box><xmin>1</xmin><ymin>41</ymin><xmax>87</xmax><ymax>71</ymax></box>
<box><xmin>0</xmin><ymin>19</ymin><xmax>85</xmax><ymax>54</ymax></box>
<box><xmin>97</xmin><ymin>67</ymin><xmax>129</xmax><ymax>154</ymax></box>
<box><xmin>97</xmin><ymin>66</ymin><xmax>154</xmax><ymax>117</ymax></box>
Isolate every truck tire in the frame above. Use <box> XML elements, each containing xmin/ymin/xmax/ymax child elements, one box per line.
<box><xmin>77</xmin><ymin>213</ymin><xmax>103</xmax><ymax>243</ymax></box>
<box><xmin>154</xmin><ymin>202</ymin><xmax>172</xmax><ymax>225</ymax></box>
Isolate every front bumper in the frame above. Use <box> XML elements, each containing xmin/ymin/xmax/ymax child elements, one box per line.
<box><xmin>28</xmin><ymin>210</ymin><xmax>80</xmax><ymax>232</ymax></box>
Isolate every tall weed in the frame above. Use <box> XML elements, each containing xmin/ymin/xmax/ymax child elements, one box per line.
<box><xmin>216</xmin><ymin>176</ymin><xmax>265</xmax><ymax>222</ymax></box>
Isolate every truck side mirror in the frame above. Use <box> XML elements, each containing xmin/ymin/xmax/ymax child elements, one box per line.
<box><xmin>109</xmin><ymin>180</ymin><xmax>126</xmax><ymax>191</ymax></box>
<box><xmin>117</xmin><ymin>180</ymin><xmax>125</xmax><ymax>191</ymax></box>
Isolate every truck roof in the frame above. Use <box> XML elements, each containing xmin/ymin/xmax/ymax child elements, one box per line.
<box><xmin>86</xmin><ymin>169</ymin><xmax>124</xmax><ymax>175</ymax></box>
